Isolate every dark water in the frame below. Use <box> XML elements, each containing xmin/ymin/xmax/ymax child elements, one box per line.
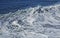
<box><xmin>0</xmin><ymin>0</ymin><xmax>60</xmax><ymax>14</ymax></box>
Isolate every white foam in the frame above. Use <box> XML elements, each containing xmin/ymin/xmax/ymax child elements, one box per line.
<box><xmin>0</xmin><ymin>4</ymin><xmax>60</xmax><ymax>38</ymax></box>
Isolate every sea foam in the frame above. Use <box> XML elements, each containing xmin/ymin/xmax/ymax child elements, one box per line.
<box><xmin>0</xmin><ymin>4</ymin><xmax>60</xmax><ymax>38</ymax></box>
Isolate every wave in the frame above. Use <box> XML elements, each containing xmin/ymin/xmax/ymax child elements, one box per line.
<box><xmin>0</xmin><ymin>4</ymin><xmax>60</xmax><ymax>38</ymax></box>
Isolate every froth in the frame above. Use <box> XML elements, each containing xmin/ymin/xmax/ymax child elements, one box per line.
<box><xmin>0</xmin><ymin>4</ymin><xmax>60</xmax><ymax>38</ymax></box>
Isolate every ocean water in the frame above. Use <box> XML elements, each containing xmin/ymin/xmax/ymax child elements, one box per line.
<box><xmin>0</xmin><ymin>0</ymin><xmax>60</xmax><ymax>38</ymax></box>
<box><xmin>0</xmin><ymin>0</ymin><xmax>59</xmax><ymax>14</ymax></box>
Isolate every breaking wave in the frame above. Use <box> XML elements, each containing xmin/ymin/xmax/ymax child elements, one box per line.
<box><xmin>0</xmin><ymin>4</ymin><xmax>60</xmax><ymax>38</ymax></box>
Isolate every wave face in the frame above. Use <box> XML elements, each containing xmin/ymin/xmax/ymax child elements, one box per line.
<box><xmin>0</xmin><ymin>4</ymin><xmax>60</xmax><ymax>38</ymax></box>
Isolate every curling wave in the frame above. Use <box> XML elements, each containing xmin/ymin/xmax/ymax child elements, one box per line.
<box><xmin>0</xmin><ymin>4</ymin><xmax>60</xmax><ymax>38</ymax></box>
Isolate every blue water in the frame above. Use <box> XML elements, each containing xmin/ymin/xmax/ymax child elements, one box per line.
<box><xmin>0</xmin><ymin>0</ymin><xmax>60</xmax><ymax>38</ymax></box>
<box><xmin>0</xmin><ymin>0</ymin><xmax>60</xmax><ymax>14</ymax></box>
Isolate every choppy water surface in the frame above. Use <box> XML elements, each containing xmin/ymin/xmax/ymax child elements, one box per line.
<box><xmin>0</xmin><ymin>4</ymin><xmax>60</xmax><ymax>38</ymax></box>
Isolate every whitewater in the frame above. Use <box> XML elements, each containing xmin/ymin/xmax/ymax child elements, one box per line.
<box><xmin>0</xmin><ymin>4</ymin><xmax>60</xmax><ymax>38</ymax></box>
